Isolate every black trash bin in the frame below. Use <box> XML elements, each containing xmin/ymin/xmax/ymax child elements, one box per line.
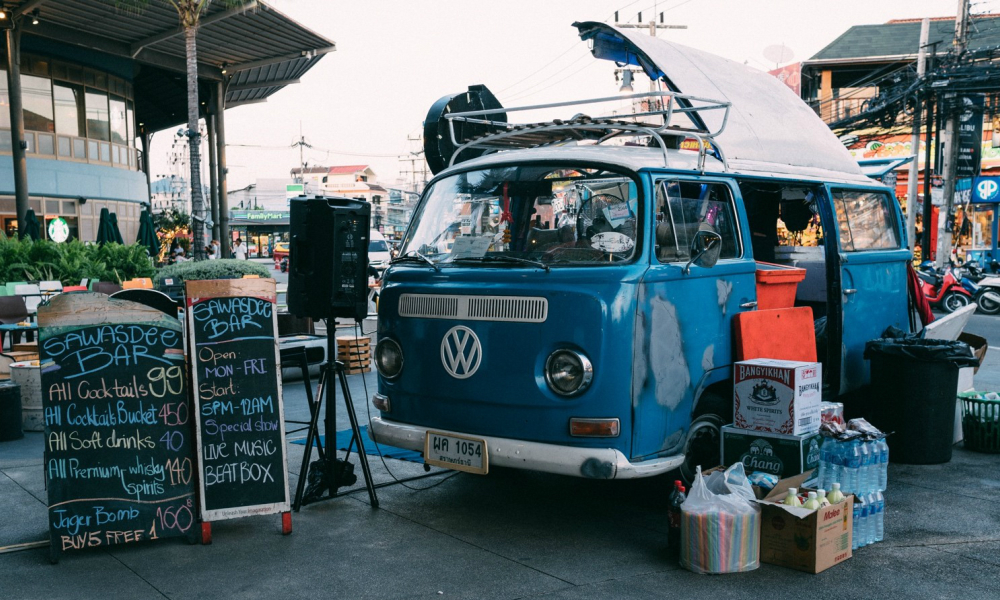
<box><xmin>0</xmin><ymin>380</ymin><xmax>24</xmax><ymax>441</ymax></box>
<box><xmin>865</xmin><ymin>338</ymin><xmax>980</xmax><ymax>464</ymax></box>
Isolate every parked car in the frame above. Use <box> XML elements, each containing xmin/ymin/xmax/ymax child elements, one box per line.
<box><xmin>368</xmin><ymin>229</ymin><xmax>392</xmax><ymax>274</ymax></box>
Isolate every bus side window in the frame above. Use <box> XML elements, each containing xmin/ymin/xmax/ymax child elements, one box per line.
<box><xmin>831</xmin><ymin>190</ymin><xmax>900</xmax><ymax>251</ymax></box>
<box><xmin>655</xmin><ymin>180</ymin><xmax>740</xmax><ymax>263</ymax></box>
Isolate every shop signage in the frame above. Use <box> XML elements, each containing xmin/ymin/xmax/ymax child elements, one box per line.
<box><xmin>38</xmin><ymin>293</ymin><xmax>197</xmax><ymax>560</ymax></box>
<box><xmin>231</xmin><ymin>211</ymin><xmax>290</xmax><ymax>221</ymax></box>
<box><xmin>47</xmin><ymin>217</ymin><xmax>70</xmax><ymax>243</ymax></box>
<box><xmin>186</xmin><ymin>278</ymin><xmax>290</xmax><ymax>522</ymax></box>
<box><xmin>973</xmin><ymin>176</ymin><xmax>1000</xmax><ymax>204</ymax></box>
<box><xmin>957</xmin><ymin>94</ymin><xmax>986</xmax><ymax>181</ymax></box>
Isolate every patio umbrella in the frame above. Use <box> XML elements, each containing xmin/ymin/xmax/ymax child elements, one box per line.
<box><xmin>96</xmin><ymin>207</ymin><xmax>114</xmax><ymax>245</ymax></box>
<box><xmin>136</xmin><ymin>209</ymin><xmax>159</xmax><ymax>257</ymax></box>
<box><xmin>109</xmin><ymin>212</ymin><xmax>125</xmax><ymax>244</ymax></box>
<box><xmin>22</xmin><ymin>209</ymin><xmax>41</xmax><ymax>241</ymax></box>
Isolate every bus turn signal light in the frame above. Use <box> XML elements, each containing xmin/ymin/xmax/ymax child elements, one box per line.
<box><xmin>569</xmin><ymin>418</ymin><xmax>620</xmax><ymax>438</ymax></box>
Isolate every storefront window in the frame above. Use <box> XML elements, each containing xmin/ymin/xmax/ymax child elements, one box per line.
<box><xmin>85</xmin><ymin>90</ymin><xmax>110</xmax><ymax>141</ymax></box>
<box><xmin>109</xmin><ymin>95</ymin><xmax>127</xmax><ymax>144</ymax></box>
<box><xmin>0</xmin><ymin>71</ymin><xmax>9</xmax><ymax>129</ymax></box>
<box><xmin>21</xmin><ymin>74</ymin><xmax>54</xmax><ymax>132</ymax></box>
<box><xmin>126</xmin><ymin>100</ymin><xmax>135</xmax><ymax>146</ymax></box>
<box><xmin>54</xmin><ymin>82</ymin><xmax>86</xmax><ymax>137</ymax></box>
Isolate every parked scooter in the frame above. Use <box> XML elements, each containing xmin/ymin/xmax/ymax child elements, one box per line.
<box><xmin>961</xmin><ymin>261</ymin><xmax>1000</xmax><ymax>315</ymax></box>
<box><xmin>916</xmin><ymin>261</ymin><xmax>975</xmax><ymax>313</ymax></box>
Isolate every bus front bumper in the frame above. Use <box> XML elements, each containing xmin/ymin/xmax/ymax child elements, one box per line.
<box><xmin>368</xmin><ymin>417</ymin><xmax>684</xmax><ymax>480</ymax></box>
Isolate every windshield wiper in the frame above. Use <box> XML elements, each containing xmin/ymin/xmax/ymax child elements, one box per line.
<box><xmin>452</xmin><ymin>255</ymin><xmax>550</xmax><ymax>272</ymax></box>
<box><xmin>391</xmin><ymin>251</ymin><xmax>440</xmax><ymax>271</ymax></box>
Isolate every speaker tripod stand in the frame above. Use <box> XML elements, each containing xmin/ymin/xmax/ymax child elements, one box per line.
<box><xmin>293</xmin><ymin>322</ymin><xmax>379</xmax><ymax>509</ymax></box>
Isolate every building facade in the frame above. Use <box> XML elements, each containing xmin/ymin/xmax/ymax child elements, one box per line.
<box><xmin>0</xmin><ymin>1</ymin><xmax>334</xmax><ymax>256</ymax></box>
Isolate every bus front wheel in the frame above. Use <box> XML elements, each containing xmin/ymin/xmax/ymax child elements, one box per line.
<box><xmin>679</xmin><ymin>392</ymin><xmax>730</xmax><ymax>485</ymax></box>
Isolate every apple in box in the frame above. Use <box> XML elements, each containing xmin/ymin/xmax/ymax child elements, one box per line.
<box><xmin>734</xmin><ymin>358</ymin><xmax>821</xmax><ymax>435</ymax></box>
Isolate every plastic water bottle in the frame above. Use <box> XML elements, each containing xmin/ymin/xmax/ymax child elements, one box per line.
<box><xmin>852</xmin><ymin>496</ymin><xmax>862</xmax><ymax>550</ymax></box>
<box><xmin>874</xmin><ymin>491</ymin><xmax>885</xmax><ymax>543</ymax></box>
<box><xmin>865</xmin><ymin>493</ymin><xmax>877</xmax><ymax>545</ymax></box>
<box><xmin>818</xmin><ymin>437</ymin><xmax>833</xmax><ymax>489</ymax></box>
<box><xmin>858</xmin><ymin>440</ymin><xmax>872</xmax><ymax>494</ymax></box>
<box><xmin>844</xmin><ymin>439</ymin><xmax>862</xmax><ymax>494</ymax></box>
<box><xmin>876</xmin><ymin>438</ymin><xmax>889</xmax><ymax>491</ymax></box>
<box><xmin>857</xmin><ymin>495</ymin><xmax>869</xmax><ymax>548</ymax></box>
<box><xmin>828</xmin><ymin>441</ymin><xmax>844</xmax><ymax>489</ymax></box>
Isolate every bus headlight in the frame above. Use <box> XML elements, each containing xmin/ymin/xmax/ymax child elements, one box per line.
<box><xmin>375</xmin><ymin>338</ymin><xmax>403</xmax><ymax>379</ymax></box>
<box><xmin>545</xmin><ymin>350</ymin><xmax>593</xmax><ymax>397</ymax></box>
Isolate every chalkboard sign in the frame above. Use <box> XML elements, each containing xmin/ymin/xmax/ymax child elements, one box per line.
<box><xmin>38</xmin><ymin>293</ymin><xmax>196</xmax><ymax>561</ymax></box>
<box><xmin>186</xmin><ymin>279</ymin><xmax>290</xmax><ymax>522</ymax></box>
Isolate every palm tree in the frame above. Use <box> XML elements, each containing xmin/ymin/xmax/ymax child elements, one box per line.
<box><xmin>118</xmin><ymin>1</ymin><xmax>253</xmax><ymax>260</ymax></box>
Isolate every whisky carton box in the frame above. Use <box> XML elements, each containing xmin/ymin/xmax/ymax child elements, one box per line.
<box><xmin>734</xmin><ymin>358</ymin><xmax>822</xmax><ymax>435</ymax></box>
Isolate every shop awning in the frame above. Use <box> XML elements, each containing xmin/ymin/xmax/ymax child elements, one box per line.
<box><xmin>20</xmin><ymin>0</ymin><xmax>334</xmax><ymax>130</ymax></box>
<box><xmin>858</xmin><ymin>156</ymin><xmax>917</xmax><ymax>178</ymax></box>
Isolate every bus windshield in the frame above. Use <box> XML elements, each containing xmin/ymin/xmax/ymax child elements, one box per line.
<box><xmin>401</xmin><ymin>165</ymin><xmax>640</xmax><ymax>266</ymax></box>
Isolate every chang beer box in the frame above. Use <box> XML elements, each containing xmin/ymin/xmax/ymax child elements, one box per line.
<box><xmin>734</xmin><ymin>358</ymin><xmax>822</xmax><ymax>435</ymax></box>
<box><xmin>722</xmin><ymin>425</ymin><xmax>821</xmax><ymax>479</ymax></box>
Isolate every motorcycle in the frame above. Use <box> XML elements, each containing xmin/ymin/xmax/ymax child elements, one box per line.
<box><xmin>961</xmin><ymin>261</ymin><xmax>1000</xmax><ymax>315</ymax></box>
<box><xmin>916</xmin><ymin>261</ymin><xmax>975</xmax><ymax>313</ymax></box>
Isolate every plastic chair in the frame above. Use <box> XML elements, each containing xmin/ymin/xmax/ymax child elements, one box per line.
<box><xmin>5</xmin><ymin>282</ymin><xmax>27</xmax><ymax>296</ymax></box>
<box><xmin>13</xmin><ymin>285</ymin><xmax>42</xmax><ymax>314</ymax></box>
<box><xmin>92</xmin><ymin>282</ymin><xmax>123</xmax><ymax>295</ymax></box>
<box><xmin>0</xmin><ymin>296</ymin><xmax>30</xmax><ymax>348</ymax></box>
<box><xmin>122</xmin><ymin>278</ymin><xmax>153</xmax><ymax>290</ymax></box>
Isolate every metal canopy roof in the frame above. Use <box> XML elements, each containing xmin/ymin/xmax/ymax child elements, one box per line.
<box><xmin>15</xmin><ymin>0</ymin><xmax>334</xmax><ymax>110</ymax></box>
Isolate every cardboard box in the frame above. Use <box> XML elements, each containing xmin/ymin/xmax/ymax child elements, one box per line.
<box><xmin>759</xmin><ymin>471</ymin><xmax>853</xmax><ymax>574</ymax></box>
<box><xmin>958</xmin><ymin>332</ymin><xmax>987</xmax><ymax>374</ymax></box>
<box><xmin>722</xmin><ymin>425</ymin><xmax>821</xmax><ymax>479</ymax></box>
<box><xmin>734</xmin><ymin>358</ymin><xmax>822</xmax><ymax>435</ymax></box>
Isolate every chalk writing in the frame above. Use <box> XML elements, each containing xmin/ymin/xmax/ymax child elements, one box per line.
<box><xmin>187</xmin><ymin>283</ymin><xmax>289</xmax><ymax>520</ymax></box>
<box><xmin>40</xmin><ymin>293</ymin><xmax>196</xmax><ymax>558</ymax></box>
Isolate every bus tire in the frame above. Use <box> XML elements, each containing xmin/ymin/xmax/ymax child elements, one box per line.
<box><xmin>678</xmin><ymin>391</ymin><xmax>730</xmax><ymax>485</ymax></box>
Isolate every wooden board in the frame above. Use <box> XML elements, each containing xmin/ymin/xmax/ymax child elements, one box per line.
<box><xmin>37</xmin><ymin>292</ymin><xmax>196</xmax><ymax>560</ymax></box>
<box><xmin>186</xmin><ymin>279</ymin><xmax>290</xmax><ymax>522</ymax></box>
<box><xmin>733</xmin><ymin>307</ymin><xmax>817</xmax><ymax>362</ymax></box>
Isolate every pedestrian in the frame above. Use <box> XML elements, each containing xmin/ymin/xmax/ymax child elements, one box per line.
<box><xmin>209</xmin><ymin>239</ymin><xmax>220</xmax><ymax>260</ymax></box>
<box><xmin>233</xmin><ymin>238</ymin><xmax>247</xmax><ymax>260</ymax></box>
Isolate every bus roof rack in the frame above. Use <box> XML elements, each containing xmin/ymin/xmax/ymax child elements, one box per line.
<box><xmin>444</xmin><ymin>91</ymin><xmax>731</xmax><ymax>172</ymax></box>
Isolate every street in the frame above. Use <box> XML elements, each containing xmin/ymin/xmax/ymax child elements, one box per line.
<box><xmin>2</xmin><ymin>303</ymin><xmax>1000</xmax><ymax>598</ymax></box>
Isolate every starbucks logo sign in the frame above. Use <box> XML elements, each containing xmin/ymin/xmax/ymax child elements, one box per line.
<box><xmin>48</xmin><ymin>217</ymin><xmax>70</xmax><ymax>243</ymax></box>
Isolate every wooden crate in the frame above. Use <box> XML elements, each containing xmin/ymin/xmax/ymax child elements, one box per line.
<box><xmin>336</xmin><ymin>336</ymin><xmax>371</xmax><ymax>373</ymax></box>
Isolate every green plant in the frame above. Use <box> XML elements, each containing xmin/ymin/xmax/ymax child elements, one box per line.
<box><xmin>0</xmin><ymin>234</ymin><xmax>155</xmax><ymax>285</ymax></box>
<box><xmin>154</xmin><ymin>258</ymin><xmax>270</xmax><ymax>284</ymax></box>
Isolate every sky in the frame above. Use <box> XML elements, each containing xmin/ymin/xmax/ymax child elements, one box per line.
<box><xmin>149</xmin><ymin>0</ymin><xmax>1000</xmax><ymax>192</ymax></box>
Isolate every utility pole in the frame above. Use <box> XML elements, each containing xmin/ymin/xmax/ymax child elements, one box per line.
<box><xmin>290</xmin><ymin>121</ymin><xmax>312</xmax><ymax>188</ymax></box>
<box><xmin>398</xmin><ymin>134</ymin><xmax>429</xmax><ymax>193</ymax></box>
<box><xmin>936</xmin><ymin>0</ymin><xmax>971</xmax><ymax>268</ymax></box>
<box><xmin>615</xmin><ymin>11</ymin><xmax>688</xmax><ymax>37</ymax></box>
<box><xmin>906</xmin><ymin>18</ymin><xmax>930</xmax><ymax>250</ymax></box>
<box><xmin>616</xmin><ymin>11</ymin><xmax>687</xmax><ymax>95</ymax></box>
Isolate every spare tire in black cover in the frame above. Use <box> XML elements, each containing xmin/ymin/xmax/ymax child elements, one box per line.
<box><xmin>423</xmin><ymin>85</ymin><xmax>507</xmax><ymax>175</ymax></box>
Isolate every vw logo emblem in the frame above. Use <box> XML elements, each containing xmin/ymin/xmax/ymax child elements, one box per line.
<box><xmin>440</xmin><ymin>326</ymin><xmax>482</xmax><ymax>379</ymax></box>
<box><xmin>978</xmin><ymin>179</ymin><xmax>999</xmax><ymax>202</ymax></box>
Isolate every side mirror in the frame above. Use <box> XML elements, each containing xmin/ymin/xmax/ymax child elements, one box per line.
<box><xmin>683</xmin><ymin>230</ymin><xmax>723</xmax><ymax>274</ymax></box>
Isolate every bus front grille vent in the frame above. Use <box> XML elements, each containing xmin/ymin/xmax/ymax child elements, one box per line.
<box><xmin>398</xmin><ymin>294</ymin><xmax>547</xmax><ymax>323</ymax></box>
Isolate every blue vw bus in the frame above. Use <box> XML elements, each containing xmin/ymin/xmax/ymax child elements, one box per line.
<box><xmin>369</xmin><ymin>22</ymin><xmax>909</xmax><ymax>481</ymax></box>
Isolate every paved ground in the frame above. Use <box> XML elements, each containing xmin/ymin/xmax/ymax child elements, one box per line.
<box><xmin>2</xmin><ymin>304</ymin><xmax>999</xmax><ymax>598</ymax></box>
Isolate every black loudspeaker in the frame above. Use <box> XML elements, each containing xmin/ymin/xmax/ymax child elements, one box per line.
<box><xmin>288</xmin><ymin>196</ymin><xmax>371</xmax><ymax>321</ymax></box>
